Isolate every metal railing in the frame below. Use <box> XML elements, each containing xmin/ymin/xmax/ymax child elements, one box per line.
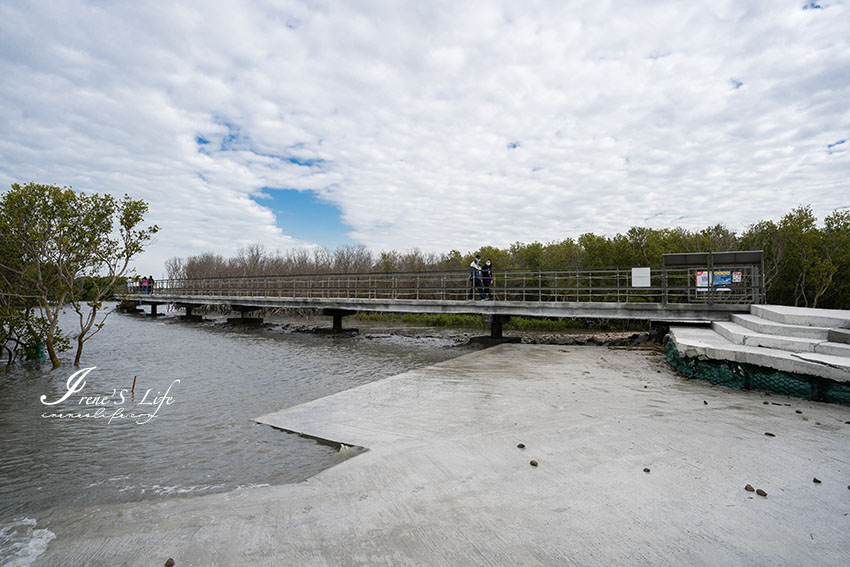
<box><xmin>126</xmin><ymin>265</ymin><xmax>763</xmax><ymax>305</ymax></box>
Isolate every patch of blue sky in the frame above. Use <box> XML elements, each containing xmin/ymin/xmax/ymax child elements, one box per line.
<box><xmin>827</xmin><ymin>139</ymin><xmax>846</xmax><ymax>154</ymax></box>
<box><xmin>730</xmin><ymin>78</ymin><xmax>743</xmax><ymax>89</ymax></box>
<box><xmin>195</xmin><ymin>124</ymin><xmax>324</xmax><ymax>169</ymax></box>
<box><xmin>802</xmin><ymin>2</ymin><xmax>823</xmax><ymax>10</ymax></box>
<box><xmin>253</xmin><ymin>188</ymin><xmax>352</xmax><ymax>248</ymax></box>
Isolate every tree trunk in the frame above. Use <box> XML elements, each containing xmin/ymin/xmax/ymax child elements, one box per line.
<box><xmin>46</xmin><ymin>337</ymin><xmax>60</xmax><ymax>368</ymax></box>
<box><xmin>74</xmin><ymin>336</ymin><xmax>84</xmax><ymax>366</ymax></box>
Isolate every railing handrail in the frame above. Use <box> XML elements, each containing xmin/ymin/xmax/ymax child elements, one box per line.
<box><xmin>124</xmin><ymin>264</ymin><xmax>764</xmax><ymax>306</ymax></box>
<box><xmin>149</xmin><ymin>263</ymin><xmax>757</xmax><ymax>284</ymax></box>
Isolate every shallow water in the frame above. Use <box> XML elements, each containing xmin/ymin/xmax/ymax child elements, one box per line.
<box><xmin>0</xmin><ymin>306</ymin><xmax>473</xmax><ymax>563</ymax></box>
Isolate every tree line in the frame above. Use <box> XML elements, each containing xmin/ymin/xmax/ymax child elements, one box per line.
<box><xmin>166</xmin><ymin>205</ymin><xmax>850</xmax><ymax>311</ymax></box>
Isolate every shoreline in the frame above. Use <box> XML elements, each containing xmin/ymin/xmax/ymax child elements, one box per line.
<box><xmin>33</xmin><ymin>344</ymin><xmax>850</xmax><ymax>566</ymax></box>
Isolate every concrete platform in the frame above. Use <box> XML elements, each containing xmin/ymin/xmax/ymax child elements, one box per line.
<box><xmin>35</xmin><ymin>346</ymin><xmax>850</xmax><ymax>566</ymax></box>
<box><xmin>751</xmin><ymin>305</ymin><xmax>850</xmax><ymax>328</ymax></box>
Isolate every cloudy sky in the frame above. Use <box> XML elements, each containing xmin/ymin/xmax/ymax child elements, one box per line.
<box><xmin>1</xmin><ymin>1</ymin><xmax>848</xmax><ymax>275</ymax></box>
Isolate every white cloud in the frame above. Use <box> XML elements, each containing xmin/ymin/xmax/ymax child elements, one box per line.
<box><xmin>1</xmin><ymin>0</ymin><xmax>848</xmax><ymax>274</ymax></box>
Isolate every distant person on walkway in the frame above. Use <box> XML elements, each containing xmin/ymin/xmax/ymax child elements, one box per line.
<box><xmin>468</xmin><ymin>254</ymin><xmax>486</xmax><ymax>300</ymax></box>
<box><xmin>481</xmin><ymin>259</ymin><xmax>494</xmax><ymax>300</ymax></box>
<box><xmin>141</xmin><ymin>276</ymin><xmax>148</xmax><ymax>295</ymax></box>
<box><xmin>148</xmin><ymin>275</ymin><xmax>155</xmax><ymax>294</ymax></box>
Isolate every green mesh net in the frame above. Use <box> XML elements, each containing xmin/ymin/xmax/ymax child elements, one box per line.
<box><xmin>666</xmin><ymin>341</ymin><xmax>850</xmax><ymax>405</ymax></box>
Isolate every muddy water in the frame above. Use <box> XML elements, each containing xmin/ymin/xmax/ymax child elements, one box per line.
<box><xmin>0</xmin><ymin>306</ymin><xmax>475</xmax><ymax>563</ymax></box>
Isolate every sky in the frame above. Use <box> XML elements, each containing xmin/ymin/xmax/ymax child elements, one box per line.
<box><xmin>1</xmin><ymin>0</ymin><xmax>848</xmax><ymax>276</ymax></box>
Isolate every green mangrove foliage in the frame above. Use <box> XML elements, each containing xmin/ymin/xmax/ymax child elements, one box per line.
<box><xmin>0</xmin><ymin>183</ymin><xmax>157</xmax><ymax>368</ymax></box>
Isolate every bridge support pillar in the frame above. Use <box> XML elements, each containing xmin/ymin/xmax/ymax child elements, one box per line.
<box><xmin>179</xmin><ymin>304</ymin><xmax>204</xmax><ymax>322</ymax></box>
<box><xmin>227</xmin><ymin>306</ymin><xmax>263</xmax><ymax>325</ymax></box>
<box><xmin>490</xmin><ymin>315</ymin><xmax>509</xmax><ymax>339</ymax></box>
<box><xmin>469</xmin><ymin>315</ymin><xmax>521</xmax><ymax>346</ymax></box>
<box><xmin>148</xmin><ymin>303</ymin><xmax>164</xmax><ymax>317</ymax></box>
<box><xmin>319</xmin><ymin>309</ymin><xmax>358</xmax><ymax>334</ymax></box>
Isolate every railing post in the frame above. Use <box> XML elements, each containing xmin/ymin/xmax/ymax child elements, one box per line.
<box><xmin>538</xmin><ymin>271</ymin><xmax>542</xmax><ymax>301</ymax></box>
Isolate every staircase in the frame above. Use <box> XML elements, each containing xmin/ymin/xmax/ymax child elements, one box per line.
<box><xmin>670</xmin><ymin>305</ymin><xmax>850</xmax><ymax>383</ymax></box>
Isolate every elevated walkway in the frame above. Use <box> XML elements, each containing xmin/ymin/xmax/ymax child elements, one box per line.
<box><xmin>670</xmin><ymin>305</ymin><xmax>850</xmax><ymax>386</ymax></box>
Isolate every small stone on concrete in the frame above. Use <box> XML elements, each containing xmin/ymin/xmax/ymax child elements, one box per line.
<box><xmin>703</xmin><ymin>400</ymin><xmax>707</xmax><ymax>405</ymax></box>
<box><xmin>756</xmin><ymin>489</ymin><xmax>767</xmax><ymax>497</ymax></box>
<box><xmin>796</xmin><ymin>410</ymin><xmax>803</xmax><ymax>414</ymax></box>
<box><xmin>745</xmin><ymin>484</ymin><xmax>755</xmax><ymax>492</ymax></box>
<box><xmin>763</xmin><ymin>401</ymin><xmax>769</xmax><ymax>405</ymax></box>
<box><xmin>517</xmin><ymin>443</ymin><xmax>525</xmax><ymax>449</ymax></box>
<box><xmin>764</xmin><ymin>432</ymin><xmax>775</xmax><ymax>437</ymax></box>
<box><xmin>813</xmin><ymin>477</ymin><xmax>822</xmax><ymax>484</ymax></box>
<box><xmin>165</xmin><ymin>559</ymin><xmax>175</xmax><ymax>567</ymax></box>
<box><xmin>530</xmin><ymin>460</ymin><xmax>538</xmax><ymax>467</ymax></box>
<box><xmin>643</xmin><ymin>468</ymin><xmax>650</xmax><ymax>473</ymax></box>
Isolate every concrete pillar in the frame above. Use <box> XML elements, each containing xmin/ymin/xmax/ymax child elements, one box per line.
<box><xmin>226</xmin><ymin>306</ymin><xmax>263</xmax><ymax>325</ymax></box>
<box><xmin>491</xmin><ymin>315</ymin><xmax>509</xmax><ymax>339</ymax></box>
<box><xmin>469</xmin><ymin>315</ymin><xmax>520</xmax><ymax>345</ymax></box>
<box><xmin>319</xmin><ymin>309</ymin><xmax>357</xmax><ymax>334</ymax></box>
<box><xmin>180</xmin><ymin>304</ymin><xmax>204</xmax><ymax>322</ymax></box>
<box><xmin>149</xmin><ymin>303</ymin><xmax>158</xmax><ymax>317</ymax></box>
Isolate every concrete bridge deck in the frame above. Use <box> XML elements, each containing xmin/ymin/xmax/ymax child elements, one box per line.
<box><xmin>119</xmin><ymin>293</ymin><xmax>750</xmax><ymax>323</ymax></box>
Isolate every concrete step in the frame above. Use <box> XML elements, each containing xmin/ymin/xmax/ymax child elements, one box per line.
<box><xmin>816</xmin><ymin>341</ymin><xmax>850</xmax><ymax>358</ymax></box>
<box><xmin>730</xmin><ymin>313</ymin><xmax>830</xmax><ymax>340</ymax></box>
<box><xmin>670</xmin><ymin>326</ymin><xmax>850</xmax><ymax>382</ymax></box>
<box><xmin>751</xmin><ymin>304</ymin><xmax>850</xmax><ymax>328</ymax></box>
<box><xmin>712</xmin><ymin>321</ymin><xmax>821</xmax><ymax>352</ymax></box>
<box><xmin>828</xmin><ymin>328</ymin><xmax>850</xmax><ymax>345</ymax></box>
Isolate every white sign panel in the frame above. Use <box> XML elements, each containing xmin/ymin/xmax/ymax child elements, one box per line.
<box><xmin>631</xmin><ymin>267</ymin><xmax>651</xmax><ymax>288</ymax></box>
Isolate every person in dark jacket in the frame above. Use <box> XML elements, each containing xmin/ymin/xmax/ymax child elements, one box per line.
<box><xmin>148</xmin><ymin>275</ymin><xmax>156</xmax><ymax>294</ymax></box>
<box><xmin>481</xmin><ymin>259</ymin><xmax>494</xmax><ymax>300</ymax></box>
<box><xmin>468</xmin><ymin>254</ymin><xmax>486</xmax><ymax>300</ymax></box>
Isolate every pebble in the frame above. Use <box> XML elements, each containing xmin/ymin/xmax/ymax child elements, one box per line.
<box><xmin>530</xmin><ymin>460</ymin><xmax>538</xmax><ymax>467</ymax></box>
<box><xmin>813</xmin><ymin>477</ymin><xmax>822</xmax><ymax>484</ymax></box>
<box><xmin>517</xmin><ymin>443</ymin><xmax>525</xmax><ymax>449</ymax></box>
<box><xmin>763</xmin><ymin>401</ymin><xmax>769</xmax><ymax>405</ymax></box>
<box><xmin>756</xmin><ymin>489</ymin><xmax>767</xmax><ymax>497</ymax></box>
<box><xmin>764</xmin><ymin>432</ymin><xmax>775</xmax><ymax>437</ymax></box>
<box><xmin>703</xmin><ymin>400</ymin><xmax>707</xmax><ymax>405</ymax></box>
<box><xmin>745</xmin><ymin>484</ymin><xmax>755</xmax><ymax>492</ymax></box>
<box><xmin>803</xmin><ymin>417</ymin><xmax>809</xmax><ymax>421</ymax></box>
<box><xmin>165</xmin><ymin>560</ymin><xmax>175</xmax><ymax>567</ymax></box>
<box><xmin>795</xmin><ymin>410</ymin><xmax>802</xmax><ymax>414</ymax></box>
<box><xmin>643</xmin><ymin>468</ymin><xmax>650</xmax><ymax>473</ymax></box>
